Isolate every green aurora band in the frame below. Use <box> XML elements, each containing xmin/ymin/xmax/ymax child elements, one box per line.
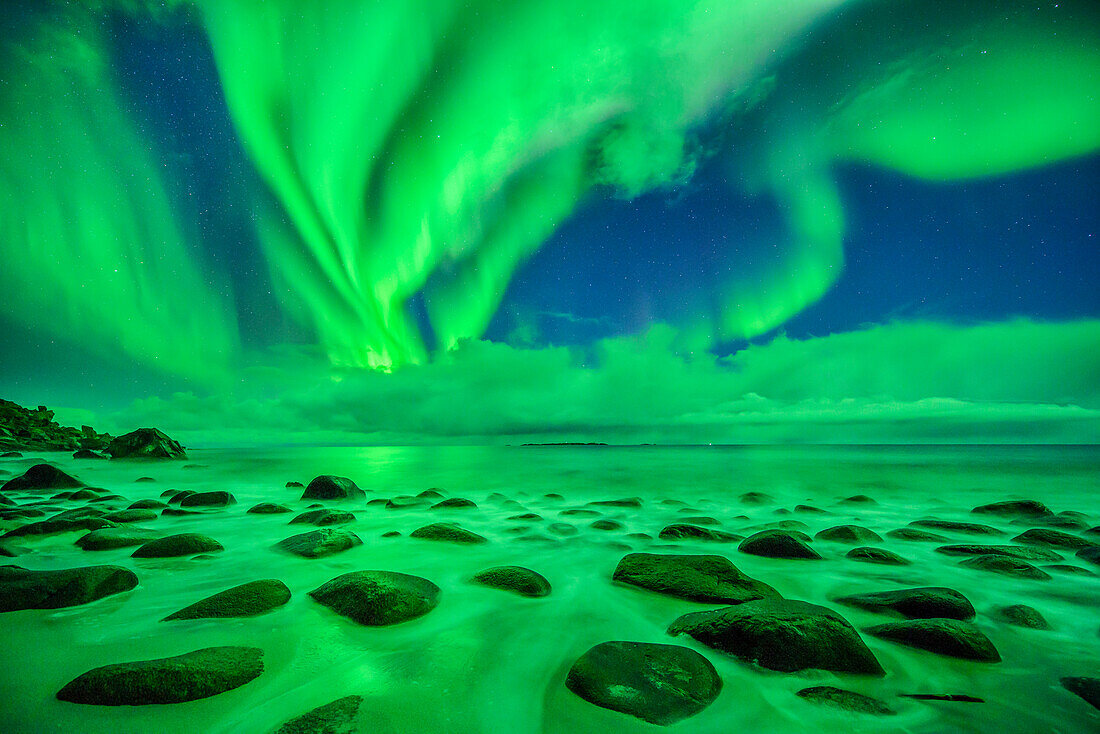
<box><xmin>0</xmin><ymin>0</ymin><xmax>1098</xmax><ymax>377</ymax></box>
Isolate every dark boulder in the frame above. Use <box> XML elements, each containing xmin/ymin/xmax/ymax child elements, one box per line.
<box><xmin>993</xmin><ymin>604</ymin><xmax>1050</xmax><ymax>629</ymax></box>
<box><xmin>739</xmin><ymin>492</ymin><xmax>774</xmax><ymax>504</ymax></box>
<box><xmin>658</xmin><ymin>524</ymin><xmax>741</xmax><ymax>542</ymax></box>
<box><xmin>959</xmin><ymin>554</ymin><xmax>1050</xmax><ymax>580</ymax></box>
<box><xmin>471</xmin><ymin>566</ymin><xmax>551</xmax><ymax>597</ymax></box>
<box><xmin>301</xmin><ymin>475</ymin><xmax>364</xmax><ymax>501</ymax></box>
<box><xmin>167</xmin><ymin>490</ymin><xmax>196</xmax><ymax>505</ymax></box>
<box><xmin>1</xmin><ymin>463</ymin><xmax>82</xmax><ymax>492</ymax></box>
<box><xmin>1077</xmin><ymin>546</ymin><xmax>1100</xmax><ymax>566</ymax></box>
<box><xmin>668</xmin><ymin>598</ymin><xmax>884</xmax><ymax>675</ymax></box>
<box><xmin>886</xmin><ymin>528</ymin><xmax>950</xmax><ymax>543</ymax></box>
<box><xmin>0</xmin><ymin>564</ymin><xmax>138</xmax><ymax>611</ymax></box>
<box><xmin>565</xmin><ymin>641</ymin><xmax>721</xmax><ymax>725</ymax></box>
<box><xmin>72</xmin><ymin>449</ymin><xmax>106</xmax><ymax>460</ymax></box>
<box><xmin>163</xmin><ymin>579</ymin><xmax>291</xmax><ymax>621</ymax></box>
<box><xmin>589</xmin><ymin>497</ymin><xmax>643</xmax><ymax>508</ymax></box>
<box><xmin>2</xmin><ymin>516</ymin><xmax>118</xmax><ymax>538</ymax></box>
<box><xmin>289</xmin><ymin>509</ymin><xmax>355</xmax><ymax>526</ymax></box>
<box><xmin>179</xmin><ymin>491</ymin><xmax>236</xmax><ymax>508</ymax></box>
<box><xmin>132</xmin><ymin>533</ymin><xmax>223</xmax><ymax>558</ymax></box>
<box><xmin>507</xmin><ymin>512</ymin><xmax>541</xmax><ymax>522</ymax></box>
<box><xmin>128</xmin><ymin>499</ymin><xmax>167</xmax><ymax>510</ymax></box>
<box><xmin>1061</xmin><ymin>677</ymin><xmax>1100</xmax><ymax>711</ymax></box>
<box><xmin>385</xmin><ymin>496</ymin><xmax>429</xmax><ymax>509</ymax></box>
<box><xmin>839</xmin><ymin>494</ymin><xmax>877</xmax><ymax>505</ymax></box>
<box><xmin>559</xmin><ymin>508</ymin><xmax>600</xmax><ymax>517</ymax></box>
<box><xmin>275</xmin><ymin>528</ymin><xmax>363</xmax><ymax>558</ymax></box>
<box><xmin>971</xmin><ymin>500</ymin><xmax>1052</xmax><ymax>517</ymax></box>
<box><xmin>76</xmin><ymin>527</ymin><xmax>160</xmax><ymax>551</ymax></box>
<box><xmin>865</xmin><ymin>619</ymin><xmax>1000</xmax><ymax>661</ymax></box>
<box><xmin>103</xmin><ymin>509</ymin><xmax>158</xmax><ymax>524</ymax></box>
<box><xmin>1012</xmin><ymin>528</ymin><xmax>1096</xmax><ymax>551</ymax></box>
<box><xmin>796</xmin><ymin>686</ymin><xmax>895</xmax><ymax>715</ymax></box>
<box><xmin>613</xmin><ymin>552</ymin><xmax>777</xmax><ymax>604</ymax></box>
<box><xmin>591</xmin><ymin>519</ymin><xmax>623</xmax><ymax>531</ymax></box>
<box><xmin>430</xmin><ymin>497</ymin><xmax>477</xmax><ymax>510</ymax></box>
<box><xmin>846</xmin><ymin>547</ymin><xmax>911</xmax><ymax>565</ymax></box>
<box><xmin>409</xmin><ymin>522</ymin><xmax>487</xmax><ymax>544</ymax></box>
<box><xmin>56</xmin><ymin>646</ymin><xmax>262</xmax><ymax>704</ymax></box>
<box><xmin>285</xmin><ymin>481</ymin><xmax>304</xmax><ymax>488</ymax></box>
<box><xmin>309</xmin><ymin>570</ymin><xmax>439</xmax><ymax>626</ymax></box>
<box><xmin>248</xmin><ymin>503</ymin><xmax>293</xmax><ymax>515</ymax></box>
<box><xmin>739</xmin><ymin>530</ymin><xmax>822</xmax><ymax>559</ymax></box>
<box><xmin>277</xmin><ymin>695</ymin><xmax>363</xmax><ymax>734</ymax></box>
<box><xmin>834</xmin><ymin>587</ymin><xmax>975</xmax><ymax>620</ymax></box>
<box><xmin>935</xmin><ymin>544</ymin><xmax>1063</xmax><ymax>562</ymax></box>
<box><xmin>909</xmin><ymin>520</ymin><xmax>1003</xmax><ymax>536</ymax></box>
<box><xmin>815</xmin><ymin>525</ymin><xmax>883</xmax><ymax>544</ymax></box>
<box><xmin>106</xmin><ymin>428</ymin><xmax>186</xmax><ymax>459</ymax></box>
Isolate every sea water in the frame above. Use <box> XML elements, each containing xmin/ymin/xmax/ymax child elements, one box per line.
<box><xmin>0</xmin><ymin>445</ymin><xmax>1097</xmax><ymax>733</ymax></box>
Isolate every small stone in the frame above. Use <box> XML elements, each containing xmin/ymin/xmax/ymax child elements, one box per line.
<box><xmin>588</xmin><ymin>497</ymin><xmax>642</xmax><ymax>508</ymax></box>
<box><xmin>816</xmin><ymin>525</ymin><xmax>883</xmax><ymax>544</ymax></box>
<box><xmin>430</xmin><ymin>497</ymin><xmax>477</xmax><ymax>509</ymax></box>
<box><xmin>971</xmin><ymin>500</ymin><xmax>1052</xmax><ymax>517</ymax></box>
<box><xmin>76</xmin><ymin>527</ymin><xmax>160</xmax><ymax>551</ymax></box>
<box><xmin>658</xmin><ymin>524</ymin><xmax>741</xmax><ymax>542</ymax></box>
<box><xmin>886</xmin><ymin>528</ymin><xmax>950</xmax><ymax>542</ymax></box>
<box><xmin>289</xmin><ymin>509</ymin><xmax>355</xmax><ymax>526</ymax></box>
<box><xmin>935</xmin><ymin>544</ymin><xmax>1063</xmax><ymax>562</ymax></box>
<box><xmin>590</xmin><ymin>519</ymin><xmax>623</xmax><ymax>531</ymax></box>
<box><xmin>1012</xmin><ymin>528</ymin><xmax>1096</xmax><ymax>551</ymax></box>
<box><xmin>959</xmin><ymin>554</ymin><xmax>1051</xmax><ymax>580</ymax></box>
<box><xmin>909</xmin><ymin>520</ymin><xmax>1003</xmax><ymax>536</ymax></box>
<box><xmin>103</xmin><ymin>509</ymin><xmax>158</xmax><ymax>524</ymax></box>
<box><xmin>248</xmin><ymin>503</ymin><xmax>293</xmax><ymax>514</ymax></box>
<box><xmin>179</xmin><ymin>491</ymin><xmax>236</xmax><ymax>508</ymax></box>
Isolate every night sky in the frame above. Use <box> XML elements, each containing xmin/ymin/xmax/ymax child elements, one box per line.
<box><xmin>1</xmin><ymin>0</ymin><xmax>1098</xmax><ymax>445</ymax></box>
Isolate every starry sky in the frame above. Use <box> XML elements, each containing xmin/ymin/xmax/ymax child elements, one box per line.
<box><xmin>1</xmin><ymin>0</ymin><xmax>1098</xmax><ymax>445</ymax></box>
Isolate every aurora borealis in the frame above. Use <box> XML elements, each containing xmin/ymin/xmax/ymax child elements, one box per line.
<box><xmin>1</xmin><ymin>0</ymin><xmax>1098</xmax><ymax>445</ymax></box>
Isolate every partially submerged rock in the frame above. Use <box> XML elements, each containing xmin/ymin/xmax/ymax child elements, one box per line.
<box><xmin>1061</xmin><ymin>677</ymin><xmax>1100</xmax><ymax>711</ymax></box>
<box><xmin>248</xmin><ymin>503</ymin><xmax>293</xmax><ymax>514</ymax></box>
<box><xmin>301</xmin><ymin>475</ymin><xmax>364</xmax><ymax>501</ymax></box>
<box><xmin>103</xmin><ymin>509</ymin><xmax>158</xmax><ymax>524</ymax></box>
<box><xmin>179</xmin><ymin>491</ymin><xmax>236</xmax><ymax>508</ymax></box>
<box><xmin>834</xmin><ymin>587</ymin><xmax>975</xmax><ymax>620</ymax></box>
<box><xmin>886</xmin><ymin>528</ymin><xmax>950</xmax><ymax>543</ymax></box>
<box><xmin>106</xmin><ymin>428</ymin><xmax>186</xmax><ymax>459</ymax></box>
<box><xmin>409</xmin><ymin>522</ymin><xmax>487</xmax><ymax>544</ymax></box>
<box><xmin>909</xmin><ymin>520</ymin><xmax>1003</xmax><ymax>536</ymax></box>
<box><xmin>277</xmin><ymin>695</ymin><xmax>364</xmax><ymax>734</ymax></box>
<box><xmin>76</xmin><ymin>527</ymin><xmax>160</xmax><ymax>551</ymax></box>
<box><xmin>56</xmin><ymin>646</ymin><xmax>262</xmax><ymax>704</ymax></box>
<box><xmin>815</xmin><ymin>525</ymin><xmax>883</xmax><ymax>544</ymax></box>
<box><xmin>164</xmin><ymin>579</ymin><xmax>291</xmax><ymax>621</ymax></box>
<box><xmin>739</xmin><ymin>530</ymin><xmax>822</xmax><ymax>559</ymax></box>
<box><xmin>993</xmin><ymin>604</ymin><xmax>1050</xmax><ymax>629</ymax></box>
<box><xmin>471</xmin><ymin>566</ymin><xmax>551</xmax><ymax>597</ymax></box>
<box><xmin>132</xmin><ymin>533</ymin><xmax>224</xmax><ymax>558</ymax></box>
<box><xmin>612</xmin><ymin>553</ymin><xmax>777</xmax><ymax>604</ymax></box>
<box><xmin>959</xmin><ymin>554</ymin><xmax>1050</xmax><ymax>580</ymax></box>
<box><xmin>796</xmin><ymin>686</ymin><xmax>895</xmax><ymax>715</ymax></box>
<box><xmin>309</xmin><ymin>570</ymin><xmax>439</xmax><ymax>625</ymax></box>
<box><xmin>275</xmin><ymin>529</ymin><xmax>363</xmax><ymax>558</ymax></box>
<box><xmin>935</xmin><ymin>544</ymin><xmax>1063</xmax><ymax>562</ymax></box>
<box><xmin>430</xmin><ymin>497</ymin><xmax>477</xmax><ymax>510</ymax></box>
<box><xmin>846</xmin><ymin>547</ymin><xmax>911</xmax><ymax>565</ymax></box>
<box><xmin>589</xmin><ymin>497</ymin><xmax>643</xmax><ymax>508</ymax></box>
<box><xmin>658</xmin><ymin>524</ymin><xmax>741</xmax><ymax>542</ymax></box>
<box><xmin>565</xmin><ymin>641</ymin><xmax>721</xmax><ymax>725</ymax></box>
<box><xmin>3</xmin><ymin>515</ymin><xmax>118</xmax><ymax>538</ymax></box>
<box><xmin>971</xmin><ymin>500</ymin><xmax>1052</xmax><ymax>518</ymax></box>
<box><xmin>668</xmin><ymin>598</ymin><xmax>884</xmax><ymax>675</ymax></box>
<box><xmin>0</xmin><ymin>564</ymin><xmax>138</xmax><ymax>611</ymax></box>
<box><xmin>290</xmin><ymin>509</ymin><xmax>356</xmax><ymax>526</ymax></box>
<box><xmin>1012</xmin><ymin>527</ymin><xmax>1096</xmax><ymax>551</ymax></box>
<box><xmin>1</xmin><ymin>464</ymin><xmax>82</xmax><ymax>492</ymax></box>
<box><xmin>865</xmin><ymin>619</ymin><xmax>1000</xmax><ymax>662</ymax></box>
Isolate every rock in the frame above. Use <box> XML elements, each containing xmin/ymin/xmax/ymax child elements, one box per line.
<box><xmin>935</xmin><ymin>544</ymin><xmax>1063</xmax><ymax>562</ymax></box>
<box><xmin>1077</xmin><ymin>546</ymin><xmax>1100</xmax><ymax>566</ymax></box>
<box><xmin>739</xmin><ymin>530</ymin><xmax>822</xmax><ymax>559</ymax></box>
<box><xmin>106</xmin><ymin>428</ymin><xmax>186</xmax><ymax>459</ymax></box>
<box><xmin>815</xmin><ymin>525</ymin><xmax>883</xmax><ymax>544</ymax></box>
<box><xmin>248</xmin><ymin>503</ymin><xmax>293</xmax><ymax>514</ymax></box>
<box><xmin>508</xmin><ymin>513</ymin><xmax>542</xmax><ymax>521</ymax></box>
<box><xmin>993</xmin><ymin>604</ymin><xmax>1050</xmax><ymax>629</ymax></box>
<box><xmin>840</xmin><ymin>495</ymin><xmax>877</xmax><ymax>505</ymax></box>
<box><xmin>971</xmin><ymin>500</ymin><xmax>1052</xmax><ymax>517</ymax></box>
<box><xmin>959</xmin><ymin>554</ymin><xmax>1051</xmax><ymax>580</ymax></box>
<box><xmin>430</xmin><ymin>497</ymin><xmax>477</xmax><ymax>509</ymax></box>
<box><xmin>0</xmin><ymin>564</ymin><xmax>138</xmax><ymax>611</ymax></box>
<box><xmin>69</xmin><ymin>488</ymin><xmax>101</xmax><ymax>500</ymax></box>
<box><xmin>103</xmin><ymin>509</ymin><xmax>158</xmax><ymax>524</ymax></box>
<box><xmin>1046</xmin><ymin>563</ymin><xmax>1094</xmax><ymax>576</ymax></box>
<box><xmin>161</xmin><ymin>508</ymin><xmax>201</xmax><ymax>517</ymax></box>
<box><xmin>419</xmin><ymin>489</ymin><xmax>445</xmax><ymax>500</ymax></box>
<box><xmin>658</xmin><ymin>524</ymin><xmax>741</xmax><ymax>542</ymax></box>
<box><xmin>409</xmin><ymin>522</ymin><xmax>487</xmax><ymax>544</ymax></box>
<box><xmin>179</xmin><ymin>491</ymin><xmax>236</xmax><ymax>508</ymax></box>
<box><xmin>1</xmin><ymin>451</ymin><xmax>23</xmax><ymax>457</ymax></box>
<box><xmin>548</xmin><ymin>522</ymin><xmax>578</xmax><ymax>536</ymax></box>
<box><xmin>834</xmin><ymin>587</ymin><xmax>975</xmax><ymax>620</ymax></box>
<box><xmin>56</xmin><ymin>647</ymin><xmax>262</xmax><ymax>704</ymax></box>
<box><xmin>565</xmin><ymin>641</ymin><xmax>721</xmax><ymax>725</ymax></box>
<box><xmin>560</xmin><ymin>508</ymin><xmax>600</xmax><ymax>517</ymax></box>
<box><xmin>669</xmin><ymin>598</ymin><xmax>884</xmax><ymax>675</ymax></box>
<box><xmin>76</xmin><ymin>527</ymin><xmax>160</xmax><ymax>551</ymax></box>
<box><xmin>167</xmin><ymin>490</ymin><xmax>195</xmax><ymax>505</ymax></box>
<box><xmin>128</xmin><ymin>499</ymin><xmax>167</xmax><ymax>510</ymax></box>
<box><xmin>277</xmin><ymin>695</ymin><xmax>363</xmax><ymax>734</ymax></box>
<box><xmin>386</xmin><ymin>496</ymin><xmax>428</xmax><ymax>509</ymax></box>
<box><xmin>290</xmin><ymin>509</ymin><xmax>355</xmax><ymax>526</ymax></box>
<box><xmin>301</xmin><ymin>475</ymin><xmax>364</xmax><ymax>501</ymax></box>
<box><xmin>795</xmin><ymin>504</ymin><xmax>828</xmax><ymax>514</ymax></box>
<box><xmin>285</xmin><ymin>481</ymin><xmax>304</xmax><ymax>488</ymax></box>
<box><xmin>676</xmin><ymin>515</ymin><xmax>720</xmax><ymax>525</ymax></box>
<box><xmin>613</xmin><ymin>553</ymin><xmax>778</xmax><ymax>604</ymax></box>
<box><xmin>591</xmin><ymin>519</ymin><xmax>623</xmax><ymax>531</ymax></box>
<box><xmin>471</xmin><ymin>566</ymin><xmax>551</xmax><ymax>597</ymax></box>
<box><xmin>909</xmin><ymin>520</ymin><xmax>1003</xmax><ymax>535</ymax></box>
<box><xmin>0</xmin><ymin>540</ymin><xmax>30</xmax><ymax>556</ymax></box>
<box><xmin>1</xmin><ymin>463</ymin><xmax>82</xmax><ymax>492</ymax></box>
<box><xmin>1011</xmin><ymin>528</ymin><xmax>1096</xmax><ymax>551</ymax></box>
<box><xmin>2</xmin><ymin>516</ymin><xmax>118</xmax><ymax>538</ymax></box>
<box><xmin>589</xmin><ymin>497</ymin><xmax>643</xmax><ymax>508</ymax></box>
<box><xmin>132</xmin><ymin>533</ymin><xmax>223</xmax><ymax>558</ymax></box>
<box><xmin>886</xmin><ymin>528</ymin><xmax>950</xmax><ymax>542</ymax></box>
<box><xmin>865</xmin><ymin>619</ymin><xmax>1000</xmax><ymax>661</ymax></box>
<box><xmin>163</xmin><ymin>579</ymin><xmax>291</xmax><ymax>621</ymax></box>
<box><xmin>846</xmin><ymin>547</ymin><xmax>911</xmax><ymax>565</ymax></box>
<box><xmin>275</xmin><ymin>529</ymin><xmax>363</xmax><ymax>558</ymax></box>
<box><xmin>1061</xmin><ymin>677</ymin><xmax>1100</xmax><ymax>711</ymax></box>
<box><xmin>796</xmin><ymin>686</ymin><xmax>895</xmax><ymax>715</ymax></box>
<box><xmin>72</xmin><ymin>449</ymin><xmax>106</xmax><ymax>460</ymax></box>
<box><xmin>309</xmin><ymin>570</ymin><xmax>439</xmax><ymax>626</ymax></box>
<box><xmin>739</xmin><ymin>492</ymin><xmax>774</xmax><ymax>504</ymax></box>
<box><xmin>897</xmin><ymin>693</ymin><xmax>984</xmax><ymax>703</ymax></box>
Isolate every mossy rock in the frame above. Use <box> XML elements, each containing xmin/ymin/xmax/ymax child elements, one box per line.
<box><xmin>76</xmin><ymin>527</ymin><xmax>160</xmax><ymax>551</ymax></box>
<box><xmin>164</xmin><ymin>579</ymin><xmax>291</xmax><ymax>621</ymax></box>
<box><xmin>471</xmin><ymin>566</ymin><xmax>551</xmax><ymax>597</ymax></box>
<box><xmin>301</xmin><ymin>475</ymin><xmax>364</xmax><ymax>501</ymax></box>
<box><xmin>613</xmin><ymin>552</ymin><xmax>777</xmax><ymax>604</ymax></box>
<box><xmin>738</xmin><ymin>530</ymin><xmax>821</xmax><ymax>559</ymax></box>
<box><xmin>132</xmin><ymin>533</ymin><xmax>223</xmax><ymax>558</ymax></box>
<box><xmin>834</xmin><ymin>587</ymin><xmax>975</xmax><ymax>620</ymax></box>
<box><xmin>0</xmin><ymin>564</ymin><xmax>138</xmax><ymax>611</ymax></box>
<box><xmin>865</xmin><ymin>618</ymin><xmax>1000</xmax><ymax>661</ymax></box>
<box><xmin>1</xmin><ymin>464</ymin><xmax>82</xmax><ymax>492</ymax></box>
<box><xmin>275</xmin><ymin>529</ymin><xmax>363</xmax><ymax>558</ymax></box>
<box><xmin>409</xmin><ymin>522</ymin><xmax>487</xmax><ymax>544</ymax></box>
<box><xmin>309</xmin><ymin>570</ymin><xmax>439</xmax><ymax>626</ymax></box>
<box><xmin>277</xmin><ymin>695</ymin><xmax>364</xmax><ymax>734</ymax></box>
<box><xmin>796</xmin><ymin>686</ymin><xmax>895</xmax><ymax>715</ymax></box>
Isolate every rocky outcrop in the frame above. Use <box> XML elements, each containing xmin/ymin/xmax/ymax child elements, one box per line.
<box><xmin>612</xmin><ymin>553</ymin><xmax>777</xmax><ymax>604</ymax></box>
<box><xmin>106</xmin><ymin>428</ymin><xmax>186</xmax><ymax>459</ymax></box>
<box><xmin>0</xmin><ymin>399</ymin><xmax>112</xmax><ymax>452</ymax></box>
<box><xmin>56</xmin><ymin>647</ymin><xmax>263</xmax><ymax>704</ymax></box>
<box><xmin>163</xmin><ymin>579</ymin><xmax>291</xmax><ymax>621</ymax></box>
<box><xmin>0</xmin><ymin>564</ymin><xmax>138</xmax><ymax>611</ymax></box>
<box><xmin>309</xmin><ymin>570</ymin><xmax>439</xmax><ymax>625</ymax></box>
<box><xmin>1</xmin><ymin>464</ymin><xmax>82</xmax><ymax>492</ymax></box>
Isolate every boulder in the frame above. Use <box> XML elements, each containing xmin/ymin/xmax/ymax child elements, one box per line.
<box><xmin>1</xmin><ymin>463</ymin><xmax>82</xmax><ymax>492</ymax></box>
<box><xmin>0</xmin><ymin>564</ymin><xmax>138</xmax><ymax>611</ymax></box>
<box><xmin>971</xmin><ymin>500</ymin><xmax>1052</xmax><ymax>517</ymax></box>
<box><xmin>471</xmin><ymin>566</ymin><xmax>551</xmax><ymax>597</ymax></box>
<box><xmin>167</xmin><ymin>490</ymin><xmax>195</xmax><ymax>505</ymax></box>
<box><xmin>560</xmin><ymin>508</ymin><xmax>600</xmax><ymax>517</ymax></box>
<box><xmin>839</xmin><ymin>495</ymin><xmax>877</xmax><ymax>505</ymax></box>
<box><xmin>56</xmin><ymin>647</ymin><xmax>262</xmax><ymax>704</ymax></box>
<box><xmin>132</xmin><ymin>533</ymin><xmax>223</xmax><ymax>558</ymax></box>
<box><xmin>993</xmin><ymin>604</ymin><xmax>1050</xmax><ymax>629</ymax></box>
<box><xmin>179</xmin><ymin>491</ymin><xmax>236</xmax><ymax>508</ymax></box>
<box><xmin>76</xmin><ymin>527</ymin><xmax>160</xmax><ymax>551</ymax></box>
<box><xmin>668</xmin><ymin>598</ymin><xmax>884</xmax><ymax>675</ymax></box>
<box><xmin>106</xmin><ymin>428</ymin><xmax>186</xmax><ymax>459</ymax></box>
<box><xmin>1012</xmin><ymin>528</ymin><xmax>1096</xmax><ymax>551</ymax></box>
<box><xmin>277</xmin><ymin>696</ymin><xmax>364</xmax><ymax>734</ymax></box>
<box><xmin>658</xmin><ymin>524</ymin><xmax>741</xmax><ymax>542</ymax></box>
<box><xmin>613</xmin><ymin>553</ymin><xmax>777</xmax><ymax>604</ymax></box>
<box><xmin>935</xmin><ymin>544</ymin><xmax>1063</xmax><ymax>562</ymax></box>
<box><xmin>834</xmin><ymin>587</ymin><xmax>975</xmax><ymax>620</ymax></box>
<box><xmin>103</xmin><ymin>509</ymin><xmax>158</xmax><ymax>524</ymax></box>
<box><xmin>565</xmin><ymin>641</ymin><xmax>721</xmax><ymax>725</ymax></box>
<box><xmin>289</xmin><ymin>509</ymin><xmax>355</xmax><ymax>526</ymax></box>
<box><xmin>309</xmin><ymin>570</ymin><xmax>439</xmax><ymax>626</ymax></box>
<box><xmin>590</xmin><ymin>519</ymin><xmax>623</xmax><ymax>531</ymax></box>
<box><xmin>2</xmin><ymin>516</ymin><xmax>118</xmax><ymax>538</ymax></box>
<box><xmin>163</xmin><ymin>579</ymin><xmax>291</xmax><ymax>621</ymax></box>
<box><xmin>72</xmin><ymin>449</ymin><xmax>106</xmax><ymax>460</ymax></box>
<box><xmin>739</xmin><ymin>492</ymin><xmax>774</xmax><ymax>504</ymax></box>
<box><xmin>886</xmin><ymin>528</ymin><xmax>950</xmax><ymax>542</ymax></box>
<box><xmin>865</xmin><ymin>619</ymin><xmax>1000</xmax><ymax>661</ymax></box>
<box><xmin>589</xmin><ymin>497</ymin><xmax>643</xmax><ymax>508</ymax></box>
<box><xmin>739</xmin><ymin>530</ymin><xmax>822</xmax><ymax>559</ymax></box>
<box><xmin>909</xmin><ymin>520</ymin><xmax>1003</xmax><ymax>536</ymax></box>
<box><xmin>846</xmin><ymin>547</ymin><xmax>911</xmax><ymax>565</ymax></box>
<box><xmin>409</xmin><ymin>522</ymin><xmax>487</xmax><ymax>544</ymax></box>
<box><xmin>248</xmin><ymin>503</ymin><xmax>293</xmax><ymax>515</ymax></box>
<box><xmin>796</xmin><ymin>686</ymin><xmax>895</xmax><ymax>715</ymax></box>
<box><xmin>385</xmin><ymin>496</ymin><xmax>429</xmax><ymax>509</ymax></box>
<box><xmin>1061</xmin><ymin>677</ymin><xmax>1100</xmax><ymax>711</ymax></box>
<box><xmin>815</xmin><ymin>525</ymin><xmax>883</xmax><ymax>544</ymax></box>
<box><xmin>959</xmin><ymin>554</ymin><xmax>1050</xmax><ymax>580</ymax></box>
<box><xmin>301</xmin><ymin>475</ymin><xmax>364</xmax><ymax>501</ymax></box>
<box><xmin>430</xmin><ymin>497</ymin><xmax>478</xmax><ymax>510</ymax></box>
<box><xmin>1077</xmin><ymin>546</ymin><xmax>1100</xmax><ymax>566</ymax></box>
<box><xmin>285</xmin><ymin>481</ymin><xmax>304</xmax><ymax>488</ymax></box>
<box><xmin>275</xmin><ymin>529</ymin><xmax>363</xmax><ymax>558</ymax></box>
<box><xmin>128</xmin><ymin>499</ymin><xmax>167</xmax><ymax>510</ymax></box>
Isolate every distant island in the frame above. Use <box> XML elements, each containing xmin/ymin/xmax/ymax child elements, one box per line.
<box><xmin>520</xmin><ymin>442</ymin><xmax>609</xmax><ymax>446</ymax></box>
<box><xmin>0</xmin><ymin>399</ymin><xmax>185</xmax><ymax>459</ymax></box>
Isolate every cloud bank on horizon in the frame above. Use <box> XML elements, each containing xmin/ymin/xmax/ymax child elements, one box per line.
<box><xmin>2</xmin><ymin>0</ymin><xmax>1099</xmax><ymax>444</ymax></box>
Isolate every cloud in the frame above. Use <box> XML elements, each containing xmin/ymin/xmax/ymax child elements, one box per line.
<box><xmin>95</xmin><ymin>318</ymin><xmax>1100</xmax><ymax>446</ymax></box>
